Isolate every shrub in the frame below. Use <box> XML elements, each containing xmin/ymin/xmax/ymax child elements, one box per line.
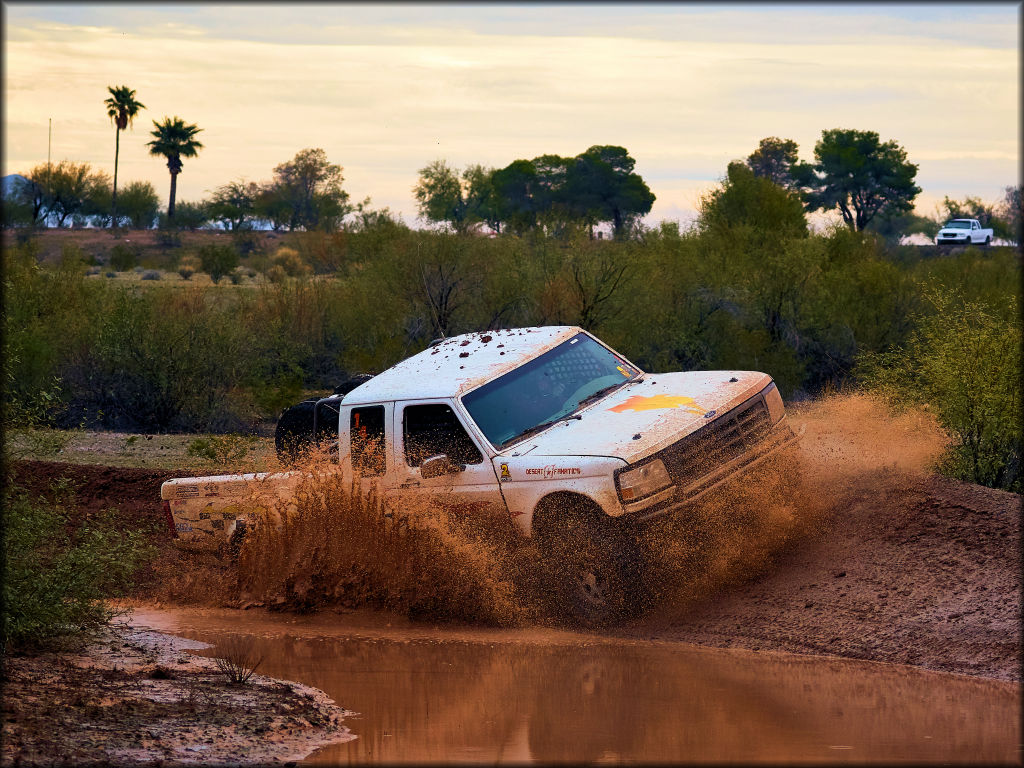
<box><xmin>270</xmin><ymin>246</ymin><xmax>312</xmax><ymax>278</ymax></box>
<box><xmin>232</xmin><ymin>230</ymin><xmax>263</xmax><ymax>256</ymax></box>
<box><xmin>2</xmin><ymin>483</ymin><xmax>155</xmax><ymax>651</ymax></box>
<box><xmin>199</xmin><ymin>243</ymin><xmax>240</xmax><ymax>284</ymax></box>
<box><xmin>108</xmin><ymin>243</ymin><xmax>140</xmax><ymax>272</ymax></box>
<box><xmin>156</xmin><ymin>228</ymin><xmax>182</xmax><ymax>248</ymax></box>
<box><xmin>859</xmin><ymin>288</ymin><xmax>1020</xmax><ymax>491</ymax></box>
<box><xmin>212</xmin><ymin>637</ymin><xmax>264</xmax><ymax>684</ymax></box>
<box><xmin>178</xmin><ymin>254</ymin><xmax>201</xmax><ymax>280</ymax></box>
<box><xmin>186</xmin><ymin>434</ymin><xmax>257</xmax><ymax>464</ymax></box>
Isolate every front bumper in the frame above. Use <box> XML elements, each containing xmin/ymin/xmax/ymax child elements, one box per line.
<box><xmin>627</xmin><ymin>420</ymin><xmax>804</xmax><ymax>523</ymax></box>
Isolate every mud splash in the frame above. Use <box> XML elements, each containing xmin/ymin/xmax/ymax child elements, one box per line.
<box><xmin>634</xmin><ymin>392</ymin><xmax>949</xmax><ymax>618</ymax></box>
<box><xmin>184</xmin><ymin>393</ymin><xmax>951</xmax><ymax>628</ymax></box>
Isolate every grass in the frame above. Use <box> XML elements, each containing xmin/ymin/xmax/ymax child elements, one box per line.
<box><xmin>2</xmin><ymin>483</ymin><xmax>156</xmax><ymax>652</ymax></box>
<box><xmin>5</xmin><ymin>427</ymin><xmax>280</xmax><ymax>473</ymax></box>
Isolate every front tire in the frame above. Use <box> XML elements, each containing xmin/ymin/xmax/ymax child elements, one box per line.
<box><xmin>541</xmin><ymin>510</ymin><xmax>640</xmax><ymax>628</ymax></box>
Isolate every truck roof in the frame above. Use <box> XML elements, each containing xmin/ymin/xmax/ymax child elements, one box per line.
<box><xmin>341</xmin><ymin>326</ymin><xmax>585</xmax><ymax>404</ymax></box>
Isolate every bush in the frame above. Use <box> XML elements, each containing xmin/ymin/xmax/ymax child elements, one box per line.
<box><xmin>156</xmin><ymin>228</ymin><xmax>182</xmax><ymax>248</ymax></box>
<box><xmin>198</xmin><ymin>243</ymin><xmax>240</xmax><ymax>284</ymax></box>
<box><xmin>108</xmin><ymin>243</ymin><xmax>140</xmax><ymax>272</ymax></box>
<box><xmin>270</xmin><ymin>246</ymin><xmax>312</xmax><ymax>278</ymax></box>
<box><xmin>177</xmin><ymin>254</ymin><xmax>201</xmax><ymax>280</ymax></box>
<box><xmin>186</xmin><ymin>434</ymin><xmax>257</xmax><ymax>464</ymax></box>
<box><xmin>859</xmin><ymin>288</ymin><xmax>1020</xmax><ymax>491</ymax></box>
<box><xmin>2</xmin><ymin>483</ymin><xmax>155</xmax><ymax>651</ymax></box>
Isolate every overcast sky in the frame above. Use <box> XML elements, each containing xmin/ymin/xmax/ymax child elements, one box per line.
<box><xmin>3</xmin><ymin>2</ymin><xmax>1019</xmax><ymax>227</ymax></box>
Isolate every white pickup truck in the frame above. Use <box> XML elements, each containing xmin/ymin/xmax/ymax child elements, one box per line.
<box><xmin>935</xmin><ymin>218</ymin><xmax>993</xmax><ymax>246</ymax></box>
<box><xmin>161</xmin><ymin>326</ymin><xmax>800</xmax><ymax>624</ymax></box>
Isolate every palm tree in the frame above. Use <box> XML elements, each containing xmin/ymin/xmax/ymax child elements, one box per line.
<box><xmin>146</xmin><ymin>117</ymin><xmax>203</xmax><ymax>221</ymax></box>
<box><xmin>104</xmin><ymin>85</ymin><xmax>145</xmax><ymax>227</ymax></box>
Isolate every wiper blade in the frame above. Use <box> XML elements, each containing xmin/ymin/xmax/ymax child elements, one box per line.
<box><xmin>576</xmin><ymin>383</ymin><xmax>623</xmax><ymax>408</ymax></box>
<box><xmin>504</xmin><ymin>418</ymin><xmax>563</xmax><ymax>446</ymax></box>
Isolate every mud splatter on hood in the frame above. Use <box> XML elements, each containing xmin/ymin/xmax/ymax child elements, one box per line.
<box><xmin>502</xmin><ymin>370</ymin><xmax>772</xmax><ymax>464</ymax></box>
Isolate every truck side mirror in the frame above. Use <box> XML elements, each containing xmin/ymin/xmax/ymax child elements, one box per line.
<box><xmin>420</xmin><ymin>454</ymin><xmax>462</xmax><ymax>479</ymax></box>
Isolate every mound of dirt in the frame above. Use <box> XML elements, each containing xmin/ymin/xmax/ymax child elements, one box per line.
<box><xmin>636</xmin><ymin>473</ymin><xmax>1021</xmax><ymax>681</ymax></box>
<box><xmin>10</xmin><ymin>460</ymin><xmax>186</xmax><ymax>539</ymax></box>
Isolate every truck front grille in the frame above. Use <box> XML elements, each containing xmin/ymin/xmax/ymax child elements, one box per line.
<box><xmin>656</xmin><ymin>395</ymin><xmax>772</xmax><ymax>490</ymax></box>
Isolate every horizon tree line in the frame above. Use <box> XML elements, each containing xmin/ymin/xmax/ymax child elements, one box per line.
<box><xmin>1</xmin><ymin>82</ymin><xmax>1020</xmax><ymax>241</ymax></box>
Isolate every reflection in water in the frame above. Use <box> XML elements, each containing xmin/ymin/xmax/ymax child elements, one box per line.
<box><xmin>140</xmin><ymin>610</ymin><xmax>1021</xmax><ymax>764</ymax></box>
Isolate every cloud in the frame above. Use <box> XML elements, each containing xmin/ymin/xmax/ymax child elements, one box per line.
<box><xmin>3</xmin><ymin>6</ymin><xmax>1018</xmax><ymax>221</ymax></box>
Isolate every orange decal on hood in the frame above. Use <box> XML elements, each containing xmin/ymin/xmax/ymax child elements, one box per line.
<box><xmin>608</xmin><ymin>394</ymin><xmax>707</xmax><ymax>414</ymax></box>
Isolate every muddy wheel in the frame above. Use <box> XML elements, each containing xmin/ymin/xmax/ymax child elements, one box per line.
<box><xmin>985</xmin><ymin>235</ymin><xmax>991</xmax><ymax>246</ymax></box>
<box><xmin>542</xmin><ymin>509</ymin><xmax>640</xmax><ymax>628</ymax></box>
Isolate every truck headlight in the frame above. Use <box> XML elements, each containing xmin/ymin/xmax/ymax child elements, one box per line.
<box><xmin>617</xmin><ymin>459</ymin><xmax>672</xmax><ymax>502</ymax></box>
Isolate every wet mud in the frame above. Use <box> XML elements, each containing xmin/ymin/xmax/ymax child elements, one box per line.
<box><xmin>0</xmin><ymin>621</ymin><xmax>353</xmax><ymax>766</ymax></box>
<box><xmin>136</xmin><ymin>606</ymin><xmax>1022</xmax><ymax>765</ymax></box>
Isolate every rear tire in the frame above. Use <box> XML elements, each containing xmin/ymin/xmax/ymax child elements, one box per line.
<box><xmin>227</xmin><ymin>519</ymin><xmax>248</xmax><ymax>562</ymax></box>
<box><xmin>984</xmin><ymin>235</ymin><xmax>991</xmax><ymax>246</ymax></box>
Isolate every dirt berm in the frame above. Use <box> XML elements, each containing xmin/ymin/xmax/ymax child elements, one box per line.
<box><xmin>9</xmin><ymin>394</ymin><xmax>1021</xmax><ymax>682</ymax></box>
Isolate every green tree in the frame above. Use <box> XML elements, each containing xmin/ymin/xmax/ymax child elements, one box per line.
<box><xmin>103</xmin><ymin>85</ymin><xmax>145</xmax><ymax>228</ymax></box>
<box><xmin>146</xmin><ymin>116</ymin><xmax>204</xmax><ymax>221</ymax></box>
<box><xmin>795</xmin><ymin>128</ymin><xmax>920</xmax><ymax>231</ymax></box>
<box><xmin>31</xmin><ymin>161</ymin><xmax>110</xmax><ymax>228</ymax></box>
<box><xmin>564</xmin><ymin>146</ymin><xmax>655</xmax><ymax>239</ymax></box>
<box><xmin>208</xmin><ymin>179</ymin><xmax>259</xmax><ymax>231</ymax></box>
<box><xmin>198</xmin><ymin>243</ymin><xmax>240</xmax><ymax>284</ymax></box>
<box><xmin>998</xmin><ymin>185</ymin><xmax>1022</xmax><ymax>244</ymax></box>
<box><xmin>269</xmin><ymin>148</ymin><xmax>350</xmax><ymax>231</ymax></box>
<box><xmin>491</xmin><ymin>159</ymin><xmax>540</xmax><ymax>234</ymax></box>
<box><xmin>114</xmin><ymin>180</ymin><xmax>159</xmax><ymax>229</ymax></box>
<box><xmin>865</xmin><ymin>209</ymin><xmax>938</xmax><ymax>244</ymax></box>
<box><xmin>1</xmin><ymin>176</ymin><xmax>36</xmax><ymax>228</ymax></box>
<box><xmin>168</xmin><ymin>200</ymin><xmax>210</xmax><ymax>231</ymax></box>
<box><xmin>746</xmin><ymin>137</ymin><xmax>800</xmax><ymax>189</ymax></box>
<box><xmin>413</xmin><ymin>160</ymin><xmax>473</xmax><ymax>233</ymax></box>
<box><xmin>700</xmin><ymin>161</ymin><xmax>807</xmax><ymax>239</ymax></box>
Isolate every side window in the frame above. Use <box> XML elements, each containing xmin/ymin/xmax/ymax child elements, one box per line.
<box><xmin>350</xmin><ymin>406</ymin><xmax>385</xmax><ymax>477</ymax></box>
<box><xmin>403</xmin><ymin>404</ymin><xmax>483</xmax><ymax>468</ymax></box>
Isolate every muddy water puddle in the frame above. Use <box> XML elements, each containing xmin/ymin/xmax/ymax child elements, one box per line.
<box><xmin>133</xmin><ymin>607</ymin><xmax>1020</xmax><ymax>764</ymax></box>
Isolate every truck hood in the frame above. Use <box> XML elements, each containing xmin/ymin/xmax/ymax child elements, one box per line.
<box><xmin>499</xmin><ymin>370</ymin><xmax>772</xmax><ymax>465</ymax></box>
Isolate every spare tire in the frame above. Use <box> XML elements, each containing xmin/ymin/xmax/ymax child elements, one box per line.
<box><xmin>275</xmin><ymin>374</ymin><xmax>376</xmax><ymax>464</ymax></box>
<box><xmin>274</xmin><ymin>398</ymin><xmax>319</xmax><ymax>464</ymax></box>
<box><xmin>334</xmin><ymin>373</ymin><xmax>375</xmax><ymax>396</ymax></box>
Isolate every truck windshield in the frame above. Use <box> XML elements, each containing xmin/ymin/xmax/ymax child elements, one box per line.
<box><xmin>462</xmin><ymin>333</ymin><xmax>641</xmax><ymax>449</ymax></box>
<box><xmin>945</xmin><ymin>221</ymin><xmax>971</xmax><ymax>229</ymax></box>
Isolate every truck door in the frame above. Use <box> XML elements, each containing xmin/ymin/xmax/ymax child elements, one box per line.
<box><xmin>339</xmin><ymin>402</ymin><xmax>394</xmax><ymax>496</ymax></box>
<box><xmin>386</xmin><ymin>400</ymin><xmax>508</xmax><ymax>522</ymax></box>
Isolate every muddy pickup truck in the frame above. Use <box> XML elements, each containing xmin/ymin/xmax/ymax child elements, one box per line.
<box><xmin>162</xmin><ymin>326</ymin><xmax>800</xmax><ymax>624</ymax></box>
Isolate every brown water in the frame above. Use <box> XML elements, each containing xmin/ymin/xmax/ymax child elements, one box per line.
<box><xmin>134</xmin><ymin>607</ymin><xmax>1021</xmax><ymax>764</ymax></box>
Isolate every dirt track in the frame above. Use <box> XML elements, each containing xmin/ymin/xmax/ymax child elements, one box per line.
<box><xmin>11</xmin><ymin>448</ymin><xmax>1021</xmax><ymax>682</ymax></box>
